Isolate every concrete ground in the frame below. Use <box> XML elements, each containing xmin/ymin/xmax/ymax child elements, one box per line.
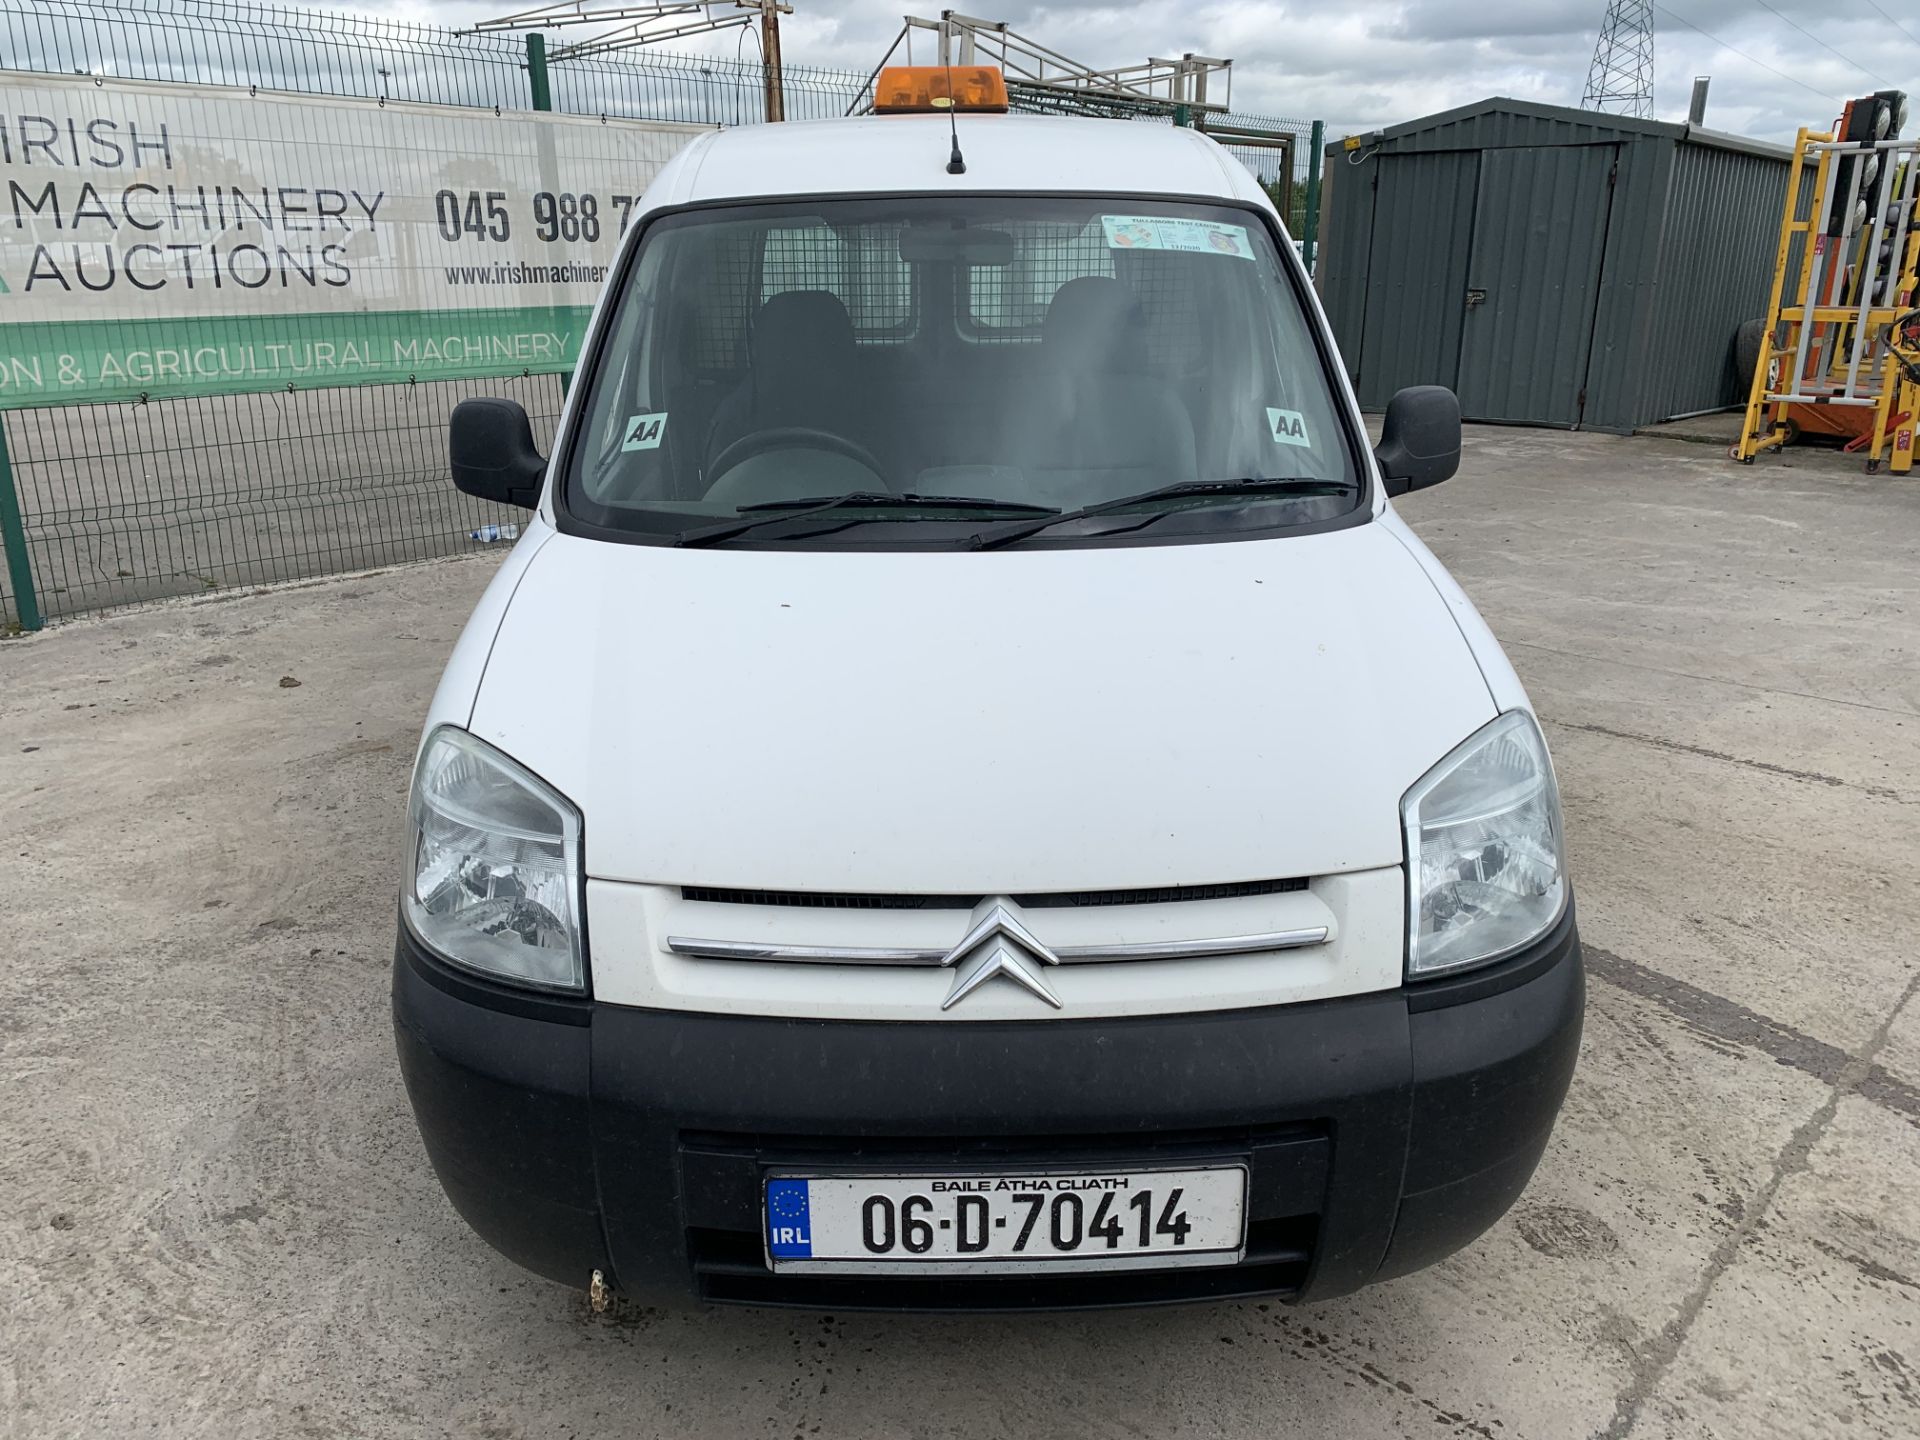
<box><xmin>2</xmin><ymin>426</ymin><xmax>1917</xmax><ymax>1439</ymax></box>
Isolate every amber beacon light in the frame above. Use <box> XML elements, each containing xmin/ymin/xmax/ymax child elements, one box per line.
<box><xmin>873</xmin><ymin>66</ymin><xmax>1010</xmax><ymax>114</ymax></box>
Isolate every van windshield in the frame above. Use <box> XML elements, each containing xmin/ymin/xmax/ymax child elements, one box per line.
<box><xmin>564</xmin><ymin>195</ymin><xmax>1362</xmax><ymax>546</ymax></box>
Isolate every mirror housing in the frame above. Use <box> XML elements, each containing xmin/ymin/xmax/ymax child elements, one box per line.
<box><xmin>1374</xmin><ymin>386</ymin><xmax>1461</xmax><ymax>497</ymax></box>
<box><xmin>898</xmin><ymin>225</ymin><xmax>1017</xmax><ymax>266</ymax></box>
<box><xmin>449</xmin><ymin>397</ymin><xmax>545</xmax><ymax>510</ymax></box>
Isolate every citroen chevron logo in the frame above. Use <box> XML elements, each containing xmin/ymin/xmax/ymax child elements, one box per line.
<box><xmin>938</xmin><ymin>900</ymin><xmax>1063</xmax><ymax>1011</ymax></box>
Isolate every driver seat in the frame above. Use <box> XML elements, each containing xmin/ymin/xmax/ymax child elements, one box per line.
<box><xmin>703</xmin><ymin>291</ymin><xmax>875</xmax><ymax>503</ymax></box>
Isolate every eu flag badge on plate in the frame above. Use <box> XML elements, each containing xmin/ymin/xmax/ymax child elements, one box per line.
<box><xmin>766</xmin><ymin>1179</ymin><xmax>813</xmax><ymax>1258</ymax></box>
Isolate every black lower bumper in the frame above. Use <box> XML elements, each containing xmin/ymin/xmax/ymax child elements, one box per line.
<box><xmin>392</xmin><ymin>908</ymin><xmax>1583</xmax><ymax>1310</ymax></box>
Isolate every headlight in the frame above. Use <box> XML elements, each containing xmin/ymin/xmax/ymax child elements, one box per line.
<box><xmin>1402</xmin><ymin>710</ymin><xmax>1566</xmax><ymax>978</ymax></box>
<box><xmin>404</xmin><ymin>726</ymin><xmax>585</xmax><ymax>992</ymax></box>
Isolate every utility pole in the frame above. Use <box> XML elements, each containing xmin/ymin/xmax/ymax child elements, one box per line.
<box><xmin>1583</xmin><ymin>0</ymin><xmax>1654</xmax><ymax>119</ymax></box>
<box><xmin>760</xmin><ymin>0</ymin><xmax>785</xmax><ymax>122</ymax></box>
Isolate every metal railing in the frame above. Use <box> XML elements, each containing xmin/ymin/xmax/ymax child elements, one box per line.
<box><xmin>1</xmin><ymin>378</ymin><xmax>562</xmax><ymax>627</ymax></box>
<box><xmin>0</xmin><ymin>0</ymin><xmax>1319</xmax><ymax>630</ymax></box>
<box><xmin>1203</xmin><ymin>112</ymin><xmax>1324</xmax><ymax>246</ymax></box>
<box><xmin>2</xmin><ymin>0</ymin><xmax>868</xmax><ymax>121</ymax></box>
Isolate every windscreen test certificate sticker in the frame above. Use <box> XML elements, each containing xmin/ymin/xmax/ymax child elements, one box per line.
<box><xmin>1102</xmin><ymin>216</ymin><xmax>1256</xmax><ymax>259</ymax></box>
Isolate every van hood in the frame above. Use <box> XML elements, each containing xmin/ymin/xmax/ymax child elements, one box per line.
<box><xmin>468</xmin><ymin>525</ymin><xmax>1497</xmax><ymax>893</ymax></box>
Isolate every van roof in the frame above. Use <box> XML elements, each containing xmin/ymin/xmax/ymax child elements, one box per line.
<box><xmin>646</xmin><ymin>112</ymin><xmax>1273</xmax><ymax>211</ymax></box>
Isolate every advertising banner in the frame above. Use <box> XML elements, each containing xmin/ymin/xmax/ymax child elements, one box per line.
<box><xmin>0</xmin><ymin>74</ymin><xmax>709</xmax><ymax>408</ymax></box>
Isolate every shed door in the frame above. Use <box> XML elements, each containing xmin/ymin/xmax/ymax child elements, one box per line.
<box><xmin>1354</xmin><ymin>150</ymin><xmax>1481</xmax><ymax>407</ymax></box>
<box><xmin>1456</xmin><ymin>145</ymin><xmax>1617</xmax><ymax>426</ymax></box>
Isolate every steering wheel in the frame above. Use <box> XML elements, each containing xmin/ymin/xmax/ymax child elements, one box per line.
<box><xmin>707</xmin><ymin>427</ymin><xmax>888</xmax><ymax>486</ymax></box>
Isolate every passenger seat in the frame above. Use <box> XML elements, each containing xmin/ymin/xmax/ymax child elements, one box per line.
<box><xmin>1012</xmin><ymin>276</ymin><xmax>1199</xmax><ymax>508</ymax></box>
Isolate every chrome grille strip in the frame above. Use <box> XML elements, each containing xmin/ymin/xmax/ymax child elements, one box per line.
<box><xmin>1070</xmin><ymin>929</ymin><xmax>1330</xmax><ymax>962</ymax></box>
<box><xmin>667</xmin><ymin>940</ymin><xmax>948</xmax><ymax>966</ymax></box>
<box><xmin>664</xmin><ymin>927</ymin><xmax>1331</xmax><ymax>967</ymax></box>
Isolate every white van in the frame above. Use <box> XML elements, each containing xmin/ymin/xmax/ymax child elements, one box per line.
<box><xmin>393</xmin><ymin>69</ymin><xmax>1582</xmax><ymax>1312</ymax></box>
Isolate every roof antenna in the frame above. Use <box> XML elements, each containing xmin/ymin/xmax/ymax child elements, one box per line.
<box><xmin>941</xmin><ymin>60</ymin><xmax>966</xmax><ymax>175</ymax></box>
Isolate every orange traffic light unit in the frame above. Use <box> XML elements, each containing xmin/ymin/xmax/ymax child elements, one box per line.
<box><xmin>873</xmin><ymin>66</ymin><xmax>1009</xmax><ymax>115</ymax></box>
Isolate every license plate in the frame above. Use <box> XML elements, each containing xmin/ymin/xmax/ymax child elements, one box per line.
<box><xmin>763</xmin><ymin>1165</ymin><xmax>1247</xmax><ymax>1275</ymax></box>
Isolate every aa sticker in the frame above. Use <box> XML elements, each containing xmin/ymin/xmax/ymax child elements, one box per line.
<box><xmin>1266</xmin><ymin>407</ymin><xmax>1311</xmax><ymax>448</ymax></box>
<box><xmin>621</xmin><ymin>412</ymin><xmax>668</xmax><ymax>452</ymax></box>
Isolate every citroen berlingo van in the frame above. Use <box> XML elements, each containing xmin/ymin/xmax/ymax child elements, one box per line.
<box><xmin>393</xmin><ymin>67</ymin><xmax>1583</xmax><ymax>1312</ymax></box>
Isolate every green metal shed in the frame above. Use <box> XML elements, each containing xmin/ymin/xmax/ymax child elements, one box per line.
<box><xmin>1317</xmin><ymin>98</ymin><xmax>1791</xmax><ymax>432</ymax></box>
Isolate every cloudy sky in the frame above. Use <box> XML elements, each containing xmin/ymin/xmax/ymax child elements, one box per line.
<box><xmin>330</xmin><ymin>1</ymin><xmax>1916</xmax><ymax>142</ymax></box>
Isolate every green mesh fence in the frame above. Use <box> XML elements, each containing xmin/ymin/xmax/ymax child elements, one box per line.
<box><xmin>0</xmin><ymin>377</ymin><xmax>562</xmax><ymax>625</ymax></box>
<box><xmin>1</xmin><ymin>0</ymin><xmax>871</xmax><ymax>121</ymax></box>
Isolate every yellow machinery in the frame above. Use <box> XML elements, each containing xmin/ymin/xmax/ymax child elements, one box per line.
<box><xmin>1736</xmin><ymin>90</ymin><xmax>1920</xmax><ymax>473</ymax></box>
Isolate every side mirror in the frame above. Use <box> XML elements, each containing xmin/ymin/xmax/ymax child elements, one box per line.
<box><xmin>450</xmin><ymin>398</ymin><xmax>545</xmax><ymax>510</ymax></box>
<box><xmin>1374</xmin><ymin>386</ymin><xmax>1461</xmax><ymax>497</ymax></box>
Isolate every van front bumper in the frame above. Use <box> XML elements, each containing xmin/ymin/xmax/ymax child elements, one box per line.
<box><xmin>392</xmin><ymin>906</ymin><xmax>1582</xmax><ymax>1311</ymax></box>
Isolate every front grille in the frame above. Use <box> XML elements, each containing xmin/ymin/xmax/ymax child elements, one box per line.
<box><xmin>683</xmin><ymin>1121</ymin><xmax>1321</xmax><ymax>1161</ymax></box>
<box><xmin>680</xmin><ymin>877</ymin><xmax>1309</xmax><ymax>911</ymax></box>
<box><xmin>680</xmin><ymin>887</ymin><xmax>971</xmax><ymax>911</ymax></box>
<box><xmin>1028</xmin><ymin>879</ymin><xmax>1310</xmax><ymax>908</ymax></box>
<box><xmin>686</xmin><ymin>1217</ymin><xmax>1318</xmax><ymax>1311</ymax></box>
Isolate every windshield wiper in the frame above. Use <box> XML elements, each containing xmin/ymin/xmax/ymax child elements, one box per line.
<box><xmin>675</xmin><ymin>493</ymin><xmax>1057</xmax><ymax>548</ymax></box>
<box><xmin>967</xmin><ymin>478</ymin><xmax>1357</xmax><ymax>551</ymax></box>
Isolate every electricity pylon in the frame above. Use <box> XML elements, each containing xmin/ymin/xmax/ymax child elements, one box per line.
<box><xmin>1583</xmin><ymin>0</ymin><xmax>1655</xmax><ymax>119</ymax></box>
